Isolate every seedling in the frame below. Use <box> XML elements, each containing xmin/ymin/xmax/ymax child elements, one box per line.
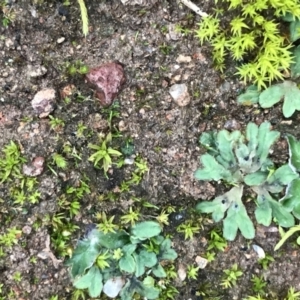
<box><xmin>120</xmin><ymin>207</ymin><xmax>140</xmax><ymax>225</ymax></box>
<box><xmin>207</xmin><ymin>229</ymin><xmax>227</xmax><ymax>251</ymax></box>
<box><xmin>195</xmin><ymin>123</ymin><xmax>300</xmax><ymax>240</ymax></box>
<box><xmin>251</xmin><ymin>275</ymin><xmax>267</xmax><ymax>295</ymax></box>
<box><xmin>96</xmin><ymin>212</ymin><xmax>118</xmax><ymax>234</ymax></box>
<box><xmin>12</xmin><ymin>272</ymin><xmax>22</xmax><ymax>283</ymax></box>
<box><xmin>221</xmin><ymin>264</ymin><xmax>243</xmax><ymax>289</ymax></box>
<box><xmin>51</xmin><ymin>153</ymin><xmax>68</xmax><ymax>169</ymax></box>
<box><xmin>49</xmin><ymin>116</ymin><xmax>65</xmax><ymax>131</ymax></box>
<box><xmin>187</xmin><ymin>264</ymin><xmax>200</xmax><ymax>280</ymax></box>
<box><xmin>176</xmin><ymin>220</ymin><xmax>200</xmax><ymax>240</ymax></box>
<box><xmin>285</xmin><ymin>287</ymin><xmax>300</xmax><ymax>300</ymax></box>
<box><xmin>66</xmin><ymin>221</ymin><xmax>178</xmax><ymax>299</ymax></box>
<box><xmin>258</xmin><ymin>253</ymin><xmax>274</xmax><ymax>270</ymax></box>
<box><xmin>88</xmin><ymin>133</ymin><xmax>122</xmax><ymax>174</ymax></box>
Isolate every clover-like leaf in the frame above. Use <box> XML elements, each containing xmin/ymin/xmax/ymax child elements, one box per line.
<box><xmin>215</xmin><ymin>130</ymin><xmax>240</xmax><ymax>168</ymax></box>
<box><xmin>98</xmin><ymin>230</ymin><xmax>129</xmax><ymax>249</ymax></box>
<box><xmin>130</xmin><ymin>221</ymin><xmax>161</xmax><ymax>241</ymax></box>
<box><xmin>244</xmin><ymin>171</ymin><xmax>267</xmax><ymax>186</ymax></box>
<box><xmin>291</xmin><ymin>45</ymin><xmax>300</xmax><ymax>79</ymax></box>
<box><xmin>152</xmin><ymin>264</ymin><xmax>167</xmax><ymax>278</ymax></box>
<box><xmin>290</xmin><ymin>19</ymin><xmax>300</xmax><ymax>43</ymax></box>
<box><xmin>133</xmin><ymin>250</ymin><xmax>157</xmax><ymax>277</ymax></box>
<box><xmin>74</xmin><ymin>266</ymin><xmax>103</xmax><ymax>298</ymax></box>
<box><xmin>66</xmin><ymin>228</ymin><xmax>101</xmax><ymax>278</ymax></box>
<box><xmin>287</xmin><ymin>134</ymin><xmax>300</xmax><ymax>172</ymax></box>
<box><xmin>237</xmin><ymin>85</ymin><xmax>260</xmax><ymax>105</ymax></box>
<box><xmin>259</xmin><ymin>81</ymin><xmax>300</xmax><ymax>118</ymax></box>
<box><xmin>223</xmin><ymin>198</ymin><xmax>255</xmax><ymax>240</ymax></box>
<box><xmin>197</xmin><ymin>186</ymin><xmax>242</xmax><ymax>223</ymax></box>
<box><xmin>158</xmin><ymin>238</ymin><xmax>178</xmax><ymax>261</ymax></box>
<box><xmin>253</xmin><ymin>187</ymin><xmax>294</xmax><ymax>227</ymax></box>
<box><xmin>194</xmin><ymin>153</ymin><xmax>233</xmax><ymax>181</ymax></box>
<box><xmin>282</xmin><ymin>179</ymin><xmax>300</xmax><ymax>219</ymax></box>
<box><xmin>256</xmin><ymin>122</ymin><xmax>280</xmax><ymax>168</ymax></box>
<box><xmin>266</xmin><ymin>164</ymin><xmax>298</xmax><ymax>192</ymax></box>
<box><xmin>119</xmin><ymin>253</ymin><xmax>136</xmax><ymax>273</ymax></box>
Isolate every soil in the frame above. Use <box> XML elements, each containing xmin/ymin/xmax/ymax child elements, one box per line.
<box><xmin>1</xmin><ymin>0</ymin><xmax>300</xmax><ymax>299</ymax></box>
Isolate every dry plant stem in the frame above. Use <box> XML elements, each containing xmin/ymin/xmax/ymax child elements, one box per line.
<box><xmin>180</xmin><ymin>0</ymin><xmax>208</xmax><ymax>17</ymax></box>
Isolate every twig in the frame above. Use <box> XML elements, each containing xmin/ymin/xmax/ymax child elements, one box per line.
<box><xmin>180</xmin><ymin>0</ymin><xmax>208</xmax><ymax>17</ymax></box>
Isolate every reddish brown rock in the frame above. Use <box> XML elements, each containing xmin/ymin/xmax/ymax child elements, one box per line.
<box><xmin>86</xmin><ymin>62</ymin><xmax>126</xmax><ymax>107</ymax></box>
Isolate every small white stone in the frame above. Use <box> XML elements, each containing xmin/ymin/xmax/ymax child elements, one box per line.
<box><xmin>103</xmin><ymin>277</ymin><xmax>125</xmax><ymax>298</ymax></box>
<box><xmin>176</xmin><ymin>54</ymin><xmax>192</xmax><ymax>63</ymax></box>
<box><xmin>169</xmin><ymin>83</ymin><xmax>190</xmax><ymax>107</ymax></box>
<box><xmin>31</xmin><ymin>88</ymin><xmax>56</xmax><ymax>118</ymax></box>
<box><xmin>57</xmin><ymin>37</ymin><xmax>65</xmax><ymax>44</ymax></box>
<box><xmin>177</xmin><ymin>264</ymin><xmax>187</xmax><ymax>281</ymax></box>
<box><xmin>195</xmin><ymin>255</ymin><xmax>208</xmax><ymax>269</ymax></box>
<box><xmin>252</xmin><ymin>244</ymin><xmax>265</xmax><ymax>259</ymax></box>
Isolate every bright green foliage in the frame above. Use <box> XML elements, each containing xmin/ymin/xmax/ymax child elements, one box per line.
<box><xmin>77</xmin><ymin>0</ymin><xmax>88</xmax><ymax>36</ymax></box>
<box><xmin>195</xmin><ymin>122</ymin><xmax>300</xmax><ymax>240</ymax></box>
<box><xmin>88</xmin><ymin>133</ymin><xmax>122</xmax><ymax>173</ymax></box>
<box><xmin>195</xmin><ymin>0</ymin><xmax>300</xmax><ymax>89</ymax></box>
<box><xmin>66</xmin><ymin>221</ymin><xmax>177</xmax><ymax>299</ymax></box>
<box><xmin>221</xmin><ymin>263</ymin><xmax>243</xmax><ymax>288</ymax></box>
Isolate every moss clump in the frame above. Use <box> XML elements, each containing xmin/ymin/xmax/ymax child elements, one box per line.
<box><xmin>195</xmin><ymin>0</ymin><xmax>300</xmax><ymax>89</ymax></box>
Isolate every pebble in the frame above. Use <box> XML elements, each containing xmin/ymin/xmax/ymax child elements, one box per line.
<box><xmin>103</xmin><ymin>277</ymin><xmax>125</xmax><ymax>298</ymax></box>
<box><xmin>177</xmin><ymin>264</ymin><xmax>187</xmax><ymax>281</ymax></box>
<box><xmin>27</xmin><ymin>65</ymin><xmax>47</xmax><ymax>78</ymax></box>
<box><xmin>176</xmin><ymin>54</ymin><xmax>192</xmax><ymax>63</ymax></box>
<box><xmin>31</xmin><ymin>88</ymin><xmax>56</xmax><ymax>118</ymax></box>
<box><xmin>22</xmin><ymin>225</ymin><xmax>32</xmax><ymax>235</ymax></box>
<box><xmin>22</xmin><ymin>156</ymin><xmax>45</xmax><ymax>177</ymax></box>
<box><xmin>169</xmin><ymin>83</ymin><xmax>190</xmax><ymax>106</ymax></box>
<box><xmin>57</xmin><ymin>37</ymin><xmax>65</xmax><ymax>44</ymax></box>
<box><xmin>252</xmin><ymin>244</ymin><xmax>265</xmax><ymax>259</ymax></box>
<box><xmin>86</xmin><ymin>62</ymin><xmax>126</xmax><ymax>107</ymax></box>
<box><xmin>195</xmin><ymin>255</ymin><xmax>208</xmax><ymax>269</ymax></box>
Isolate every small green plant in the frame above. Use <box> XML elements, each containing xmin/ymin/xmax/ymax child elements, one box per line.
<box><xmin>66</xmin><ymin>60</ymin><xmax>89</xmax><ymax>76</ymax></box>
<box><xmin>51</xmin><ymin>153</ymin><xmax>68</xmax><ymax>169</ymax></box>
<box><xmin>0</xmin><ymin>141</ymin><xmax>26</xmax><ymax>183</ymax></box>
<box><xmin>88</xmin><ymin>133</ymin><xmax>122</xmax><ymax>174</ymax></box>
<box><xmin>12</xmin><ymin>271</ymin><xmax>22</xmax><ymax>282</ymax></box>
<box><xmin>251</xmin><ymin>275</ymin><xmax>267</xmax><ymax>295</ymax></box>
<box><xmin>207</xmin><ymin>229</ymin><xmax>228</xmax><ymax>251</ymax></box>
<box><xmin>187</xmin><ymin>264</ymin><xmax>200</xmax><ymax>280</ymax></box>
<box><xmin>221</xmin><ymin>263</ymin><xmax>243</xmax><ymax>289</ymax></box>
<box><xmin>176</xmin><ymin>220</ymin><xmax>200</xmax><ymax>240</ymax></box>
<box><xmin>195</xmin><ymin>122</ymin><xmax>300</xmax><ymax>240</ymax></box>
<box><xmin>0</xmin><ymin>227</ymin><xmax>21</xmax><ymax>248</ymax></box>
<box><xmin>258</xmin><ymin>253</ymin><xmax>274</xmax><ymax>270</ymax></box>
<box><xmin>66</xmin><ymin>221</ymin><xmax>177</xmax><ymax>299</ymax></box>
<box><xmin>49</xmin><ymin>116</ymin><xmax>65</xmax><ymax>131</ymax></box>
<box><xmin>194</xmin><ymin>0</ymin><xmax>300</xmax><ymax>89</ymax></box>
<box><xmin>285</xmin><ymin>287</ymin><xmax>300</xmax><ymax>300</ymax></box>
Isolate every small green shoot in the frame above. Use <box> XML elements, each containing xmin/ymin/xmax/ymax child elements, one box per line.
<box><xmin>176</xmin><ymin>221</ymin><xmax>200</xmax><ymax>240</ymax></box>
<box><xmin>258</xmin><ymin>253</ymin><xmax>274</xmax><ymax>270</ymax></box>
<box><xmin>187</xmin><ymin>264</ymin><xmax>200</xmax><ymax>280</ymax></box>
<box><xmin>221</xmin><ymin>264</ymin><xmax>243</xmax><ymax>289</ymax></box>
<box><xmin>88</xmin><ymin>133</ymin><xmax>122</xmax><ymax>174</ymax></box>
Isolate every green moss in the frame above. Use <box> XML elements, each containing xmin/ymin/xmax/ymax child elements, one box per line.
<box><xmin>195</xmin><ymin>0</ymin><xmax>300</xmax><ymax>89</ymax></box>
